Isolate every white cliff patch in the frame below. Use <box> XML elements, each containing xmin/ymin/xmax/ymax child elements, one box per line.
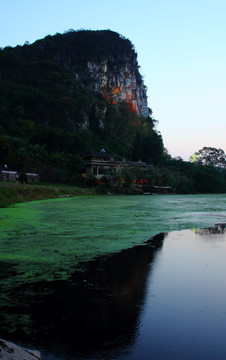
<box><xmin>78</xmin><ymin>57</ymin><xmax>148</xmax><ymax>118</ymax></box>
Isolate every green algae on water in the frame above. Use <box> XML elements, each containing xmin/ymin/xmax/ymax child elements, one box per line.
<box><xmin>0</xmin><ymin>194</ymin><xmax>226</xmax><ymax>291</ymax></box>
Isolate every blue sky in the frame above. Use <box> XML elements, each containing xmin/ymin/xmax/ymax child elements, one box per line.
<box><xmin>1</xmin><ymin>0</ymin><xmax>225</xmax><ymax>160</ymax></box>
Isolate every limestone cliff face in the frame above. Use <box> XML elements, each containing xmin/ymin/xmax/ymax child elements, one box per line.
<box><xmin>79</xmin><ymin>58</ymin><xmax>149</xmax><ymax>117</ymax></box>
<box><xmin>38</xmin><ymin>30</ymin><xmax>149</xmax><ymax>118</ymax></box>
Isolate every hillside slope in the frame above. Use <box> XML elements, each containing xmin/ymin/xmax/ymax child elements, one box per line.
<box><xmin>0</xmin><ymin>30</ymin><xmax>164</xmax><ymax>181</ymax></box>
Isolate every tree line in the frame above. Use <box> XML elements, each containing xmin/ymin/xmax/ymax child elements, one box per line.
<box><xmin>0</xmin><ymin>30</ymin><xmax>226</xmax><ymax>193</ymax></box>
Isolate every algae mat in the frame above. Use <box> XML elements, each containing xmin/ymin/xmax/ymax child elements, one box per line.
<box><xmin>0</xmin><ymin>194</ymin><xmax>226</xmax><ymax>287</ymax></box>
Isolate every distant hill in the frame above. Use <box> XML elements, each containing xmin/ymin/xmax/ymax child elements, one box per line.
<box><xmin>0</xmin><ymin>29</ymin><xmax>164</xmax><ymax>181</ymax></box>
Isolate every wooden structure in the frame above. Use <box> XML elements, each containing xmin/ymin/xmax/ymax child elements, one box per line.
<box><xmin>84</xmin><ymin>152</ymin><xmax>149</xmax><ymax>179</ymax></box>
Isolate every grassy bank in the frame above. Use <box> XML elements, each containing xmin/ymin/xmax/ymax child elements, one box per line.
<box><xmin>0</xmin><ymin>182</ymin><xmax>97</xmax><ymax>208</ymax></box>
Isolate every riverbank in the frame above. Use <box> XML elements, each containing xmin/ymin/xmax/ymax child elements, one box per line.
<box><xmin>0</xmin><ymin>182</ymin><xmax>97</xmax><ymax>208</ymax></box>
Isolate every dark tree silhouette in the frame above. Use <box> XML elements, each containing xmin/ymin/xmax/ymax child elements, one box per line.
<box><xmin>190</xmin><ymin>147</ymin><xmax>226</xmax><ymax>168</ymax></box>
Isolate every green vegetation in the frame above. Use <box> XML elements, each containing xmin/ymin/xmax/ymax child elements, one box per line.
<box><xmin>190</xmin><ymin>146</ymin><xmax>226</xmax><ymax>168</ymax></box>
<box><xmin>0</xmin><ymin>193</ymin><xmax>225</xmax><ymax>340</ymax></box>
<box><xmin>0</xmin><ymin>30</ymin><xmax>225</xmax><ymax>194</ymax></box>
<box><xmin>0</xmin><ymin>194</ymin><xmax>225</xmax><ymax>288</ymax></box>
<box><xmin>160</xmin><ymin>156</ymin><xmax>226</xmax><ymax>193</ymax></box>
<box><xmin>87</xmin><ymin>158</ymin><xmax>226</xmax><ymax>195</ymax></box>
<box><xmin>0</xmin><ymin>182</ymin><xmax>96</xmax><ymax>208</ymax></box>
<box><xmin>0</xmin><ymin>30</ymin><xmax>164</xmax><ymax>183</ymax></box>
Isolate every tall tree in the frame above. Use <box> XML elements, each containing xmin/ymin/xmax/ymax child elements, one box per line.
<box><xmin>190</xmin><ymin>147</ymin><xmax>226</xmax><ymax>168</ymax></box>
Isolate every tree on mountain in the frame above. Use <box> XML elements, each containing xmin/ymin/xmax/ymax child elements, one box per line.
<box><xmin>190</xmin><ymin>147</ymin><xmax>226</xmax><ymax>168</ymax></box>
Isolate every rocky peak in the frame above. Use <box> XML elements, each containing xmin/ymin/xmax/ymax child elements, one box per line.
<box><xmin>35</xmin><ymin>30</ymin><xmax>149</xmax><ymax>118</ymax></box>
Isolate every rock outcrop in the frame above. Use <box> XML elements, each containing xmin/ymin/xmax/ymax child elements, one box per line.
<box><xmin>80</xmin><ymin>58</ymin><xmax>148</xmax><ymax>117</ymax></box>
<box><xmin>0</xmin><ymin>339</ymin><xmax>41</xmax><ymax>360</ymax></box>
<box><xmin>0</xmin><ymin>29</ymin><xmax>164</xmax><ymax>170</ymax></box>
<box><xmin>34</xmin><ymin>30</ymin><xmax>149</xmax><ymax>118</ymax></box>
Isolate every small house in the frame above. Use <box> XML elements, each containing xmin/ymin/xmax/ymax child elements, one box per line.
<box><xmin>0</xmin><ymin>170</ymin><xmax>40</xmax><ymax>184</ymax></box>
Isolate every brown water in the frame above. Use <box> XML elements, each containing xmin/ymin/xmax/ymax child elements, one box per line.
<box><xmin>1</xmin><ymin>224</ymin><xmax>226</xmax><ymax>360</ymax></box>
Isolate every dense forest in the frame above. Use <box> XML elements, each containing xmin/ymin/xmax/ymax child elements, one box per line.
<box><xmin>0</xmin><ymin>29</ymin><xmax>225</xmax><ymax>193</ymax></box>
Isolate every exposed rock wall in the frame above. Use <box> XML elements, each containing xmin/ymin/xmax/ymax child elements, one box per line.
<box><xmin>80</xmin><ymin>58</ymin><xmax>149</xmax><ymax>117</ymax></box>
<box><xmin>36</xmin><ymin>30</ymin><xmax>149</xmax><ymax>118</ymax></box>
<box><xmin>0</xmin><ymin>339</ymin><xmax>41</xmax><ymax>360</ymax></box>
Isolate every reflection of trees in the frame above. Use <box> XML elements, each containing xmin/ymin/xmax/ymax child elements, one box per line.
<box><xmin>0</xmin><ymin>233</ymin><xmax>165</xmax><ymax>359</ymax></box>
<box><xmin>195</xmin><ymin>223</ymin><xmax>226</xmax><ymax>235</ymax></box>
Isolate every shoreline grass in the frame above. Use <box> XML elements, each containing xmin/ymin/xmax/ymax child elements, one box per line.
<box><xmin>0</xmin><ymin>182</ymin><xmax>97</xmax><ymax>208</ymax></box>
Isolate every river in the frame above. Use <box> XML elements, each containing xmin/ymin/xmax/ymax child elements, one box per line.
<box><xmin>0</xmin><ymin>194</ymin><xmax>226</xmax><ymax>359</ymax></box>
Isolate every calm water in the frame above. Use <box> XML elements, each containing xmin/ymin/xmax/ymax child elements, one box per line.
<box><xmin>0</xmin><ymin>194</ymin><xmax>226</xmax><ymax>359</ymax></box>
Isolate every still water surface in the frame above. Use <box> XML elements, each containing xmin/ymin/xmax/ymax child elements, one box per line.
<box><xmin>0</xmin><ymin>194</ymin><xmax>226</xmax><ymax>359</ymax></box>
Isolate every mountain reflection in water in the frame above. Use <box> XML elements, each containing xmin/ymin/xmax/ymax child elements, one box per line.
<box><xmin>0</xmin><ymin>233</ymin><xmax>165</xmax><ymax>360</ymax></box>
<box><xmin>1</xmin><ymin>224</ymin><xmax>226</xmax><ymax>360</ymax></box>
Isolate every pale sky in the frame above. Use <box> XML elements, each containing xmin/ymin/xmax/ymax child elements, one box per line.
<box><xmin>1</xmin><ymin>0</ymin><xmax>225</xmax><ymax>160</ymax></box>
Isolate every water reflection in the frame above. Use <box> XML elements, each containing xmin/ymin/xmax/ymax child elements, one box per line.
<box><xmin>1</xmin><ymin>225</ymin><xmax>226</xmax><ymax>360</ymax></box>
<box><xmin>195</xmin><ymin>223</ymin><xmax>225</xmax><ymax>235</ymax></box>
<box><xmin>0</xmin><ymin>233</ymin><xmax>165</xmax><ymax>359</ymax></box>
